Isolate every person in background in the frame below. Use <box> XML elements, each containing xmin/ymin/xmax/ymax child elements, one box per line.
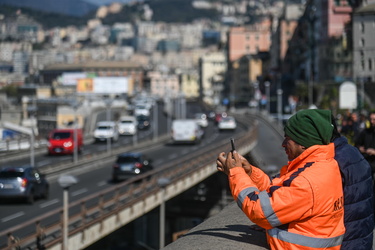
<box><xmin>355</xmin><ymin>111</ymin><xmax>375</xmax><ymax>177</ymax></box>
<box><xmin>331</xmin><ymin>115</ymin><xmax>374</xmax><ymax>250</ymax></box>
<box><xmin>217</xmin><ymin>109</ymin><xmax>345</xmax><ymax>250</ymax></box>
<box><xmin>341</xmin><ymin>112</ymin><xmax>361</xmax><ymax>145</ymax></box>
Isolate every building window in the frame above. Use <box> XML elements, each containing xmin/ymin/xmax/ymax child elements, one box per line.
<box><xmin>361</xmin><ymin>60</ymin><xmax>365</xmax><ymax>70</ymax></box>
<box><xmin>369</xmin><ymin>59</ymin><xmax>373</xmax><ymax>71</ymax></box>
<box><xmin>360</xmin><ymin>22</ymin><xmax>365</xmax><ymax>33</ymax></box>
<box><xmin>360</xmin><ymin>38</ymin><xmax>365</xmax><ymax>47</ymax></box>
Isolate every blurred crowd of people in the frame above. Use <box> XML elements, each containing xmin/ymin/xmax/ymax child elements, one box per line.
<box><xmin>337</xmin><ymin>110</ymin><xmax>375</xmax><ymax>176</ymax></box>
<box><xmin>337</xmin><ymin>111</ymin><xmax>370</xmax><ymax>145</ymax></box>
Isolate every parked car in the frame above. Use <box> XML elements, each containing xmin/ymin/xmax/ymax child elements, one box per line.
<box><xmin>94</xmin><ymin>121</ymin><xmax>119</xmax><ymax>142</ymax></box>
<box><xmin>0</xmin><ymin>166</ymin><xmax>49</xmax><ymax>204</ymax></box>
<box><xmin>218</xmin><ymin>116</ymin><xmax>237</xmax><ymax>131</ymax></box>
<box><xmin>112</xmin><ymin>152</ymin><xmax>153</xmax><ymax>182</ymax></box>
<box><xmin>194</xmin><ymin>113</ymin><xmax>208</xmax><ymax>128</ymax></box>
<box><xmin>137</xmin><ymin>115</ymin><xmax>151</xmax><ymax>130</ymax></box>
<box><xmin>47</xmin><ymin>128</ymin><xmax>83</xmax><ymax>155</ymax></box>
<box><xmin>118</xmin><ymin>116</ymin><xmax>137</xmax><ymax>135</ymax></box>
<box><xmin>171</xmin><ymin>119</ymin><xmax>204</xmax><ymax>144</ymax></box>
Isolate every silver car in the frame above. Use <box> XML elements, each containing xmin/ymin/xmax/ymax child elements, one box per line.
<box><xmin>0</xmin><ymin>166</ymin><xmax>49</xmax><ymax>204</ymax></box>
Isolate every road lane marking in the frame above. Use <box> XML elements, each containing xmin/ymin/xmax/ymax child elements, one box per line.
<box><xmin>37</xmin><ymin>160</ymin><xmax>52</xmax><ymax>167</ymax></box>
<box><xmin>97</xmin><ymin>181</ymin><xmax>107</xmax><ymax>187</ymax></box>
<box><xmin>168</xmin><ymin>153</ymin><xmax>177</xmax><ymax>160</ymax></box>
<box><xmin>1</xmin><ymin>211</ymin><xmax>25</xmax><ymax>223</ymax></box>
<box><xmin>71</xmin><ymin>188</ymin><xmax>88</xmax><ymax>197</ymax></box>
<box><xmin>39</xmin><ymin>199</ymin><xmax>59</xmax><ymax>208</ymax></box>
<box><xmin>154</xmin><ymin>159</ymin><xmax>163</xmax><ymax>165</ymax></box>
<box><xmin>181</xmin><ymin>149</ymin><xmax>189</xmax><ymax>155</ymax></box>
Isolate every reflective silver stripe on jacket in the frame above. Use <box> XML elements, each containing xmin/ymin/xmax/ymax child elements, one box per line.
<box><xmin>259</xmin><ymin>190</ymin><xmax>282</xmax><ymax>227</ymax></box>
<box><xmin>268</xmin><ymin>228</ymin><xmax>344</xmax><ymax>248</ymax></box>
<box><xmin>236</xmin><ymin>187</ymin><xmax>259</xmax><ymax>209</ymax></box>
<box><xmin>237</xmin><ymin>187</ymin><xmax>282</xmax><ymax>227</ymax></box>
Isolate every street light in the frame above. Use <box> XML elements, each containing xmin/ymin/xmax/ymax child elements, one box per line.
<box><xmin>264</xmin><ymin>81</ymin><xmax>271</xmax><ymax>113</ymax></box>
<box><xmin>158</xmin><ymin>177</ymin><xmax>171</xmax><ymax>249</ymax></box>
<box><xmin>58</xmin><ymin>175</ymin><xmax>78</xmax><ymax>250</ymax></box>
<box><xmin>71</xmin><ymin>100</ymin><xmax>79</xmax><ymax>164</ymax></box>
<box><xmin>277</xmin><ymin>89</ymin><xmax>283</xmax><ymax>127</ymax></box>
<box><xmin>30</xmin><ymin>113</ymin><xmax>36</xmax><ymax>167</ymax></box>
<box><xmin>27</xmin><ymin>102</ymin><xmax>37</xmax><ymax>167</ymax></box>
<box><xmin>105</xmin><ymin>98</ymin><xmax>113</xmax><ymax>155</ymax></box>
<box><xmin>308</xmin><ymin>5</ymin><xmax>316</xmax><ymax>107</ymax></box>
<box><xmin>153</xmin><ymin>100</ymin><xmax>158</xmax><ymax>142</ymax></box>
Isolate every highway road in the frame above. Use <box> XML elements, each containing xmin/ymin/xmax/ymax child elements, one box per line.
<box><xmin>0</xmin><ymin>101</ymin><xmax>244</xmax><ymax>247</ymax></box>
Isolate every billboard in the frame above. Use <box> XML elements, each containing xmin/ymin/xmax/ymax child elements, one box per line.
<box><xmin>77</xmin><ymin>77</ymin><xmax>129</xmax><ymax>94</ymax></box>
<box><xmin>60</xmin><ymin>72</ymin><xmax>87</xmax><ymax>86</ymax></box>
<box><xmin>339</xmin><ymin>81</ymin><xmax>357</xmax><ymax>109</ymax></box>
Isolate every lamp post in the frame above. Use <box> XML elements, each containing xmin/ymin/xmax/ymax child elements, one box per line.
<box><xmin>265</xmin><ymin>81</ymin><xmax>271</xmax><ymax>113</ymax></box>
<box><xmin>308</xmin><ymin>5</ymin><xmax>316</xmax><ymax>107</ymax></box>
<box><xmin>158</xmin><ymin>177</ymin><xmax>171</xmax><ymax>249</ymax></box>
<box><xmin>277</xmin><ymin>89</ymin><xmax>283</xmax><ymax>127</ymax></box>
<box><xmin>58</xmin><ymin>175</ymin><xmax>78</xmax><ymax>250</ymax></box>
<box><xmin>153</xmin><ymin>99</ymin><xmax>158</xmax><ymax>142</ymax></box>
<box><xmin>28</xmin><ymin>103</ymin><xmax>37</xmax><ymax>167</ymax></box>
<box><xmin>71</xmin><ymin>100</ymin><xmax>79</xmax><ymax>164</ymax></box>
<box><xmin>105</xmin><ymin>98</ymin><xmax>113</xmax><ymax>155</ymax></box>
<box><xmin>30</xmin><ymin>113</ymin><xmax>36</xmax><ymax>167</ymax></box>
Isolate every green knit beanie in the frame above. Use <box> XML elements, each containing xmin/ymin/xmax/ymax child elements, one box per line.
<box><xmin>284</xmin><ymin>109</ymin><xmax>333</xmax><ymax>148</ymax></box>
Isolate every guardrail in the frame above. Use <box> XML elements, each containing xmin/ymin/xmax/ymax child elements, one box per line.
<box><xmin>0</xmin><ymin>115</ymin><xmax>258</xmax><ymax>250</ymax></box>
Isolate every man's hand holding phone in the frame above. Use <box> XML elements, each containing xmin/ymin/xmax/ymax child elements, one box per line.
<box><xmin>216</xmin><ymin>138</ymin><xmax>253</xmax><ymax>176</ymax></box>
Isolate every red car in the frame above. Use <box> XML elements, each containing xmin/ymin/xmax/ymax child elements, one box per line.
<box><xmin>47</xmin><ymin>129</ymin><xmax>83</xmax><ymax>155</ymax></box>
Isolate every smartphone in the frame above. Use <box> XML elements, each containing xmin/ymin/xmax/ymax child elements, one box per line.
<box><xmin>230</xmin><ymin>138</ymin><xmax>235</xmax><ymax>152</ymax></box>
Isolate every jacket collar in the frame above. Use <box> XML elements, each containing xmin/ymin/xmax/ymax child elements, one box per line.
<box><xmin>286</xmin><ymin>143</ymin><xmax>335</xmax><ymax>173</ymax></box>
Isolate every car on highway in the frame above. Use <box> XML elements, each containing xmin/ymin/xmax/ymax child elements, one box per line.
<box><xmin>218</xmin><ymin>116</ymin><xmax>237</xmax><ymax>131</ymax></box>
<box><xmin>0</xmin><ymin>166</ymin><xmax>49</xmax><ymax>204</ymax></box>
<box><xmin>171</xmin><ymin>119</ymin><xmax>204</xmax><ymax>144</ymax></box>
<box><xmin>134</xmin><ymin>104</ymin><xmax>150</xmax><ymax>117</ymax></box>
<box><xmin>112</xmin><ymin>152</ymin><xmax>153</xmax><ymax>182</ymax></box>
<box><xmin>118</xmin><ymin>116</ymin><xmax>137</xmax><ymax>135</ymax></box>
<box><xmin>94</xmin><ymin>121</ymin><xmax>119</xmax><ymax>142</ymax></box>
<box><xmin>47</xmin><ymin>128</ymin><xmax>83</xmax><ymax>155</ymax></box>
<box><xmin>194</xmin><ymin>113</ymin><xmax>208</xmax><ymax>128</ymax></box>
<box><xmin>136</xmin><ymin>115</ymin><xmax>151</xmax><ymax>130</ymax></box>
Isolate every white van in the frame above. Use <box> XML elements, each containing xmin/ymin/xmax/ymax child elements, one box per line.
<box><xmin>118</xmin><ymin>116</ymin><xmax>137</xmax><ymax>135</ymax></box>
<box><xmin>171</xmin><ymin>119</ymin><xmax>204</xmax><ymax>144</ymax></box>
<box><xmin>94</xmin><ymin>121</ymin><xmax>119</xmax><ymax>142</ymax></box>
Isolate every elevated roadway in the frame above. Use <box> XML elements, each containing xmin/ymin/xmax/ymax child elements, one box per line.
<box><xmin>0</xmin><ymin>106</ymin><xmax>257</xmax><ymax>249</ymax></box>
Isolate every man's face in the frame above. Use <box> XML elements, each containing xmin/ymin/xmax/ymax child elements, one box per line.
<box><xmin>282</xmin><ymin>136</ymin><xmax>306</xmax><ymax>161</ymax></box>
<box><xmin>370</xmin><ymin>114</ymin><xmax>375</xmax><ymax>127</ymax></box>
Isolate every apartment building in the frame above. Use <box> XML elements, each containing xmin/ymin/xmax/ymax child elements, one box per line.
<box><xmin>352</xmin><ymin>3</ymin><xmax>375</xmax><ymax>83</ymax></box>
<box><xmin>227</xmin><ymin>18</ymin><xmax>272</xmax><ymax>62</ymax></box>
<box><xmin>147</xmin><ymin>71</ymin><xmax>180</xmax><ymax>98</ymax></box>
<box><xmin>199</xmin><ymin>52</ymin><xmax>227</xmax><ymax>105</ymax></box>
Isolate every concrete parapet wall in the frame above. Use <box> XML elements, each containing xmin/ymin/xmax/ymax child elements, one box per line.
<box><xmin>162</xmin><ymin>202</ymin><xmax>269</xmax><ymax>250</ymax></box>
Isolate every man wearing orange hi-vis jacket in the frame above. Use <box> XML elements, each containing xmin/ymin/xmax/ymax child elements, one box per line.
<box><xmin>217</xmin><ymin>109</ymin><xmax>345</xmax><ymax>250</ymax></box>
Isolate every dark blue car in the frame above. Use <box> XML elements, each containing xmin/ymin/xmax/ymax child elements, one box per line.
<box><xmin>0</xmin><ymin>166</ymin><xmax>49</xmax><ymax>204</ymax></box>
<box><xmin>112</xmin><ymin>153</ymin><xmax>153</xmax><ymax>182</ymax></box>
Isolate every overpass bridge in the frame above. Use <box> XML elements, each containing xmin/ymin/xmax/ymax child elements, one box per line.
<box><xmin>1</xmin><ymin>113</ymin><xmax>259</xmax><ymax>250</ymax></box>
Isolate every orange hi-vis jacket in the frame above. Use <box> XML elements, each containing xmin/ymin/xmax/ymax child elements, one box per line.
<box><xmin>229</xmin><ymin>143</ymin><xmax>345</xmax><ymax>249</ymax></box>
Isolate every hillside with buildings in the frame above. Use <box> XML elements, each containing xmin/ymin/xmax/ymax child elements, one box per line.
<box><xmin>0</xmin><ymin>0</ymin><xmax>374</xmax><ymax>138</ymax></box>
